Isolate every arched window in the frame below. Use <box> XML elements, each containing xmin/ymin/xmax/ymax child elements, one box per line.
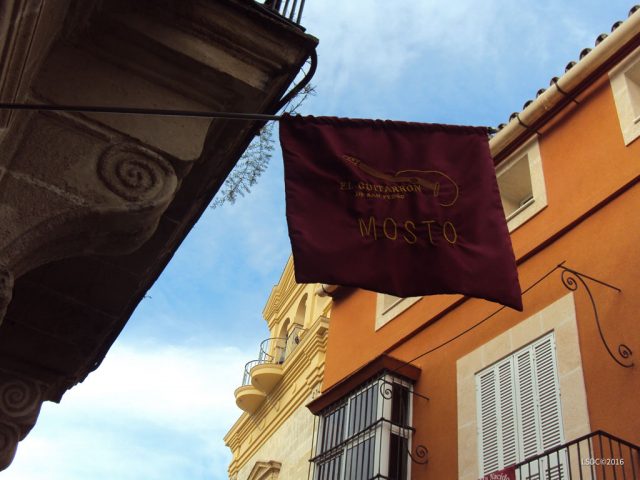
<box><xmin>294</xmin><ymin>293</ymin><xmax>307</xmax><ymax>327</ymax></box>
<box><xmin>273</xmin><ymin>319</ymin><xmax>290</xmax><ymax>363</ymax></box>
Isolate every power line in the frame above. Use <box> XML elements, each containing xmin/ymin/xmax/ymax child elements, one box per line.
<box><xmin>393</xmin><ymin>261</ymin><xmax>566</xmax><ymax>376</ymax></box>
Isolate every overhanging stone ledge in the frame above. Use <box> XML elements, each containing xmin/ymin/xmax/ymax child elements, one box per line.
<box><xmin>0</xmin><ymin>0</ymin><xmax>318</xmax><ymax>471</ymax></box>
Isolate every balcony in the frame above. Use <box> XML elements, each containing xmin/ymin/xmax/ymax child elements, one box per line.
<box><xmin>234</xmin><ymin>359</ymin><xmax>267</xmax><ymax>415</ymax></box>
<box><xmin>234</xmin><ymin>325</ymin><xmax>305</xmax><ymax>414</ymax></box>
<box><xmin>504</xmin><ymin>430</ymin><xmax>640</xmax><ymax>479</ymax></box>
<box><xmin>259</xmin><ymin>0</ymin><xmax>307</xmax><ymax>26</ymax></box>
<box><xmin>251</xmin><ymin>363</ymin><xmax>284</xmax><ymax>393</ymax></box>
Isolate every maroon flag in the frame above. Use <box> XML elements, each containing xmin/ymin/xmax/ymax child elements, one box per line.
<box><xmin>279</xmin><ymin>115</ymin><xmax>522</xmax><ymax>311</ymax></box>
<box><xmin>480</xmin><ymin>465</ymin><xmax>517</xmax><ymax>480</ymax></box>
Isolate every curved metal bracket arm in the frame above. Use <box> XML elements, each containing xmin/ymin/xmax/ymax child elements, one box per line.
<box><xmin>274</xmin><ymin>48</ymin><xmax>318</xmax><ymax>113</ymax></box>
<box><xmin>558</xmin><ymin>265</ymin><xmax>632</xmax><ymax>368</ymax></box>
<box><xmin>379</xmin><ymin>379</ymin><xmax>429</xmax><ymax>402</ymax></box>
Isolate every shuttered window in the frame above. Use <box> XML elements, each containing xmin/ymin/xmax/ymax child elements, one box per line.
<box><xmin>476</xmin><ymin>333</ymin><xmax>564</xmax><ymax>477</ymax></box>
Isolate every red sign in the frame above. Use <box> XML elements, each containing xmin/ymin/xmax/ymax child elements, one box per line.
<box><xmin>279</xmin><ymin>115</ymin><xmax>522</xmax><ymax>310</ymax></box>
<box><xmin>481</xmin><ymin>465</ymin><xmax>517</xmax><ymax>480</ymax></box>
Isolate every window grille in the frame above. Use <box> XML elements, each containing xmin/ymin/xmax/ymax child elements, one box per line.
<box><xmin>310</xmin><ymin>373</ymin><xmax>413</xmax><ymax>480</ymax></box>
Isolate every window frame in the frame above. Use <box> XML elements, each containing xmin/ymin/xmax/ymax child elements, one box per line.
<box><xmin>609</xmin><ymin>44</ymin><xmax>640</xmax><ymax>146</ymax></box>
<box><xmin>475</xmin><ymin>332</ymin><xmax>565</xmax><ymax>478</ymax></box>
<box><xmin>375</xmin><ymin>294</ymin><xmax>421</xmax><ymax>330</ymax></box>
<box><xmin>496</xmin><ymin>135</ymin><xmax>547</xmax><ymax>233</ymax></box>
<box><xmin>312</xmin><ymin>373</ymin><xmax>414</xmax><ymax>480</ymax></box>
<box><xmin>456</xmin><ymin>294</ymin><xmax>591</xmax><ymax>480</ymax></box>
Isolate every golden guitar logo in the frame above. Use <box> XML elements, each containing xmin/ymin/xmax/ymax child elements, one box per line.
<box><xmin>340</xmin><ymin>154</ymin><xmax>459</xmax><ymax>207</ymax></box>
<box><xmin>340</xmin><ymin>154</ymin><xmax>460</xmax><ymax>246</ymax></box>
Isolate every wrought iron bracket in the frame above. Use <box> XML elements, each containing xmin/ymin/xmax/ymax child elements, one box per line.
<box><xmin>379</xmin><ymin>379</ymin><xmax>429</xmax><ymax>402</ymax></box>
<box><xmin>377</xmin><ymin>379</ymin><xmax>429</xmax><ymax>465</ymax></box>
<box><xmin>408</xmin><ymin>445</ymin><xmax>428</xmax><ymax>465</ymax></box>
<box><xmin>558</xmin><ymin>265</ymin><xmax>632</xmax><ymax>368</ymax></box>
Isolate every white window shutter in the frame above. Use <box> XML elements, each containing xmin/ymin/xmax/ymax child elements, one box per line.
<box><xmin>515</xmin><ymin>348</ymin><xmax>541</xmax><ymax>460</ymax></box>
<box><xmin>478</xmin><ymin>369</ymin><xmax>499</xmax><ymax>475</ymax></box>
<box><xmin>477</xmin><ymin>332</ymin><xmax>565</xmax><ymax>478</ymax></box>
<box><xmin>497</xmin><ymin>360</ymin><xmax>518</xmax><ymax>466</ymax></box>
<box><xmin>533</xmin><ymin>336</ymin><xmax>564</xmax><ymax>451</ymax></box>
<box><xmin>478</xmin><ymin>357</ymin><xmax>518</xmax><ymax>475</ymax></box>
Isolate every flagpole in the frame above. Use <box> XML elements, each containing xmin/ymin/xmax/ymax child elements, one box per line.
<box><xmin>0</xmin><ymin>103</ymin><xmax>283</xmax><ymax>121</ymax></box>
<box><xmin>0</xmin><ymin>103</ymin><xmax>499</xmax><ymax>134</ymax></box>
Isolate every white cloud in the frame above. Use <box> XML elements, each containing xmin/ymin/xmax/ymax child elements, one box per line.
<box><xmin>4</xmin><ymin>342</ymin><xmax>253</xmax><ymax>480</ymax></box>
<box><xmin>63</xmin><ymin>344</ymin><xmax>244</xmax><ymax>431</ymax></box>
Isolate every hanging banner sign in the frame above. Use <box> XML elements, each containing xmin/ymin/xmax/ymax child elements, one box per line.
<box><xmin>481</xmin><ymin>465</ymin><xmax>517</xmax><ymax>480</ymax></box>
<box><xmin>279</xmin><ymin>115</ymin><xmax>522</xmax><ymax>311</ymax></box>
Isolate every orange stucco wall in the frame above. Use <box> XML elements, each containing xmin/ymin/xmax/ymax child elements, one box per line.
<box><xmin>319</xmin><ymin>59</ymin><xmax>640</xmax><ymax>479</ymax></box>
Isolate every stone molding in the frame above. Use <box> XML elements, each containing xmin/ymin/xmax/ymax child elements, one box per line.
<box><xmin>0</xmin><ymin>0</ymin><xmax>53</xmax><ymax>132</ymax></box>
<box><xmin>247</xmin><ymin>460</ymin><xmax>281</xmax><ymax>480</ymax></box>
<box><xmin>0</xmin><ymin>368</ymin><xmax>47</xmax><ymax>470</ymax></box>
<box><xmin>0</xmin><ymin>111</ymin><xmax>179</xmax><ymax>327</ymax></box>
<box><xmin>263</xmin><ymin>257</ymin><xmax>301</xmax><ymax>328</ymax></box>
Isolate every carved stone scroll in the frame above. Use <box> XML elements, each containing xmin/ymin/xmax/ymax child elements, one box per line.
<box><xmin>97</xmin><ymin>144</ymin><xmax>177</xmax><ymax>204</ymax></box>
<box><xmin>0</xmin><ymin>371</ymin><xmax>47</xmax><ymax>470</ymax></box>
<box><xmin>0</xmin><ymin>112</ymin><xmax>179</xmax><ymax>326</ymax></box>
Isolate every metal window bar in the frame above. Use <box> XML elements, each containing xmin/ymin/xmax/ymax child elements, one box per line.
<box><xmin>241</xmin><ymin>330</ymin><xmax>302</xmax><ymax>385</ymax></box>
<box><xmin>241</xmin><ymin>359</ymin><xmax>260</xmax><ymax>386</ymax></box>
<box><xmin>512</xmin><ymin>430</ymin><xmax>640</xmax><ymax>480</ymax></box>
<box><xmin>310</xmin><ymin>373</ymin><xmax>414</xmax><ymax>480</ymax></box>
<box><xmin>285</xmin><ymin>324</ymin><xmax>305</xmax><ymax>359</ymax></box>
<box><xmin>257</xmin><ymin>338</ymin><xmax>277</xmax><ymax>363</ymax></box>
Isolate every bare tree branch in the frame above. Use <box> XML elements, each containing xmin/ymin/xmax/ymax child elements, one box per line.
<box><xmin>210</xmin><ymin>83</ymin><xmax>316</xmax><ymax>208</ymax></box>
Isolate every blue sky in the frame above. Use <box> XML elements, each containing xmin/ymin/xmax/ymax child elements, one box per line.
<box><xmin>3</xmin><ymin>2</ymin><xmax>634</xmax><ymax>479</ymax></box>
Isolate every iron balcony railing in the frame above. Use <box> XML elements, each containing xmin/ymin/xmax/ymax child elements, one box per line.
<box><xmin>241</xmin><ymin>325</ymin><xmax>306</xmax><ymax>386</ymax></box>
<box><xmin>260</xmin><ymin>0</ymin><xmax>306</xmax><ymax>25</ymax></box>
<box><xmin>512</xmin><ymin>430</ymin><xmax>639</xmax><ymax>480</ymax></box>
<box><xmin>242</xmin><ymin>359</ymin><xmax>261</xmax><ymax>386</ymax></box>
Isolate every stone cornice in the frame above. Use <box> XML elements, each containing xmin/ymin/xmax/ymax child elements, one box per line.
<box><xmin>0</xmin><ymin>0</ymin><xmax>318</xmax><ymax>469</ymax></box>
<box><xmin>263</xmin><ymin>256</ymin><xmax>298</xmax><ymax>326</ymax></box>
